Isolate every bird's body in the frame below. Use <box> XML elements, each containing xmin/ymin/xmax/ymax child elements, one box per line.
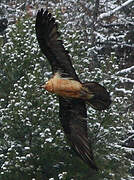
<box><xmin>42</xmin><ymin>72</ymin><xmax>94</xmax><ymax>100</ymax></box>
<box><xmin>43</xmin><ymin>72</ymin><xmax>83</xmax><ymax>98</ymax></box>
<box><xmin>35</xmin><ymin>9</ymin><xmax>111</xmax><ymax>171</ymax></box>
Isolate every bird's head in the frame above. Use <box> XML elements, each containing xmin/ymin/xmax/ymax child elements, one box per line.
<box><xmin>41</xmin><ymin>80</ymin><xmax>53</xmax><ymax>92</ymax></box>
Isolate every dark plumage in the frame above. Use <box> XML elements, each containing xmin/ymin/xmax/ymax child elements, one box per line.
<box><xmin>35</xmin><ymin>9</ymin><xmax>111</xmax><ymax>171</ymax></box>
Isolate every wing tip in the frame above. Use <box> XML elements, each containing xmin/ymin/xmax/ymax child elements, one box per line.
<box><xmin>90</xmin><ymin>161</ymin><xmax>99</xmax><ymax>171</ymax></box>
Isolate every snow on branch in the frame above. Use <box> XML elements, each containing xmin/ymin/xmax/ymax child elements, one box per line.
<box><xmin>116</xmin><ymin>66</ymin><xmax>134</xmax><ymax>75</ymax></box>
<box><xmin>98</xmin><ymin>0</ymin><xmax>134</xmax><ymax>20</ymax></box>
<box><xmin>115</xmin><ymin>88</ymin><xmax>133</xmax><ymax>94</ymax></box>
<box><xmin>118</xmin><ymin>77</ymin><xmax>134</xmax><ymax>83</ymax></box>
<box><xmin>111</xmin><ymin>75</ymin><xmax>134</xmax><ymax>83</ymax></box>
<box><xmin>122</xmin><ymin>134</ymin><xmax>134</xmax><ymax>145</ymax></box>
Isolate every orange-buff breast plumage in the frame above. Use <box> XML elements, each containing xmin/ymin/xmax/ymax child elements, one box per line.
<box><xmin>43</xmin><ymin>73</ymin><xmax>83</xmax><ymax>98</ymax></box>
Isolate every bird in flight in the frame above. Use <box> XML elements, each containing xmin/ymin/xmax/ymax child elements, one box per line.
<box><xmin>35</xmin><ymin>9</ymin><xmax>111</xmax><ymax>171</ymax></box>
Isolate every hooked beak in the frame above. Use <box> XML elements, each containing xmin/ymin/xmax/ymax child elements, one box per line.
<box><xmin>40</xmin><ymin>84</ymin><xmax>46</xmax><ymax>89</ymax></box>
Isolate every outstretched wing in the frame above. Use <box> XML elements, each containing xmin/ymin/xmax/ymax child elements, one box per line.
<box><xmin>59</xmin><ymin>97</ymin><xmax>98</xmax><ymax>170</ymax></box>
<box><xmin>35</xmin><ymin>9</ymin><xmax>98</xmax><ymax>170</ymax></box>
<box><xmin>36</xmin><ymin>9</ymin><xmax>79</xmax><ymax>80</ymax></box>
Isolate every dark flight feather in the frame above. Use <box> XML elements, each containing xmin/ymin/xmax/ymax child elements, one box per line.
<box><xmin>59</xmin><ymin>97</ymin><xmax>98</xmax><ymax>170</ymax></box>
<box><xmin>36</xmin><ymin>9</ymin><xmax>79</xmax><ymax>80</ymax></box>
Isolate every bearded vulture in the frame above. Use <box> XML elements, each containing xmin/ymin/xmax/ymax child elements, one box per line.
<box><xmin>35</xmin><ymin>9</ymin><xmax>111</xmax><ymax>171</ymax></box>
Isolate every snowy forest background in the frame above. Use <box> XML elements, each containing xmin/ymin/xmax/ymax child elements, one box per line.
<box><xmin>0</xmin><ymin>0</ymin><xmax>134</xmax><ymax>179</ymax></box>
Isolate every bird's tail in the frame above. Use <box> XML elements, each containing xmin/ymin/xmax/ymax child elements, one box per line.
<box><xmin>83</xmin><ymin>82</ymin><xmax>111</xmax><ymax>110</ymax></box>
